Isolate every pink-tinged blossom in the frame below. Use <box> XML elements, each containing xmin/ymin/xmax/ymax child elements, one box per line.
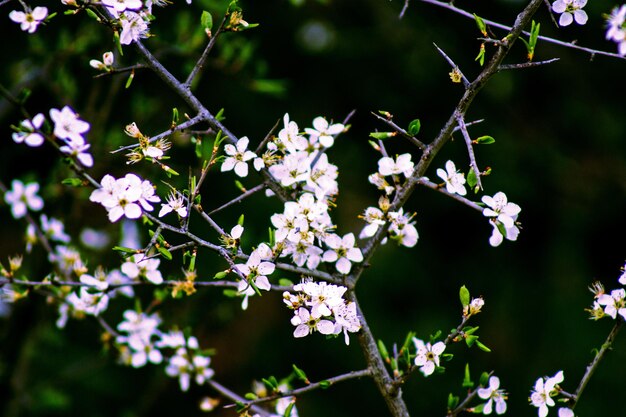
<box><xmin>322</xmin><ymin>233</ymin><xmax>363</xmax><ymax>274</ymax></box>
<box><xmin>89</xmin><ymin>174</ymin><xmax>160</xmax><ymax>222</ymax></box>
<box><xmin>606</xmin><ymin>5</ymin><xmax>626</xmax><ymax>56</ymax></box>
<box><xmin>552</xmin><ymin>0</ymin><xmax>588</xmax><ymax>26</ymax></box>
<box><xmin>291</xmin><ymin>307</ymin><xmax>335</xmax><ymax>338</ymax></box>
<box><xmin>59</xmin><ymin>136</ymin><xmax>94</xmax><ymax>167</ymax></box>
<box><xmin>102</xmin><ymin>0</ymin><xmax>142</xmax><ymax>17</ymax></box>
<box><xmin>436</xmin><ymin>160</ymin><xmax>467</xmax><ymax>196</ymax></box>
<box><xmin>597</xmin><ymin>288</ymin><xmax>626</xmax><ymax>320</ymax></box>
<box><xmin>4</xmin><ymin>179</ymin><xmax>44</xmax><ymax>219</ymax></box>
<box><xmin>12</xmin><ymin>114</ymin><xmax>45</xmax><ymax>147</ymax></box>
<box><xmin>119</xmin><ymin>11</ymin><xmax>149</xmax><ymax>45</ymax></box>
<box><xmin>9</xmin><ymin>7</ymin><xmax>48</xmax><ymax>33</ymax></box>
<box><xmin>49</xmin><ymin>106</ymin><xmax>90</xmax><ymax>143</ymax></box>
<box><xmin>477</xmin><ymin>376</ymin><xmax>507</xmax><ymax>415</ymax></box>
<box><xmin>530</xmin><ymin>371</ymin><xmax>564</xmax><ymax>417</ymax></box>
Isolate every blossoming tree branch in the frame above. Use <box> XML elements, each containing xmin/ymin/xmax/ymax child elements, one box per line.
<box><xmin>1</xmin><ymin>0</ymin><xmax>625</xmax><ymax>416</ymax></box>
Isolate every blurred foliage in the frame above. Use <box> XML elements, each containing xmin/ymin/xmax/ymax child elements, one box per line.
<box><xmin>1</xmin><ymin>0</ymin><xmax>626</xmax><ymax>416</ymax></box>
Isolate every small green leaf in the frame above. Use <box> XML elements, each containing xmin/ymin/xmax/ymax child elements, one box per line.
<box><xmin>479</xmin><ymin>372</ymin><xmax>490</xmax><ymax>386</ymax></box>
<box><xmin>292</xmin><ymin>364</ymin><xmax>309</xmax><ymax>383</ymax></box>
<box><xmin>112</xmin><ymin>246</ymin><xmax>139</xmax><ymax>254</ymax></box>
<box><xmin>319</xmin><ymin>380</ymin><xmax>331</xmax><ymax>389</ymax></box>
<box><xmin>244</xmin><ymin>392</ymin><xmax>257</xmax><ymax>400</ymax></box>
<box><xmin>279</xmin><ymin>278</ymin><xmax>294</xmax><ymax>286</ymax></box>
<box><xmin>262</xmin><ymin>376</ymin><xmax>279</xmax><ymax>391</ymax></box>
<box><xmin>369</xmin><ymin>132</ymin><xmax>396</xmax><ymax>140</ymax></box>
<box><xmin>213</xmin><ymin>270</ymin><xmax>228</xmax><ymax>279</ymax></box>
<box><xmin>447</xmin><ymin>393</ymin><xmax>460</xmax><ymax>410</ymax></box>
<box><xmin>378</xmin><ymin>339</ymin><xmax>390</xmax><ymax>362</ymax></box>
<box><xmin>459</xmin><ymin>285</ymin><xmax>470</xmax><ymax>308</ymax></box>
<box><xmin>475</xmin><ymin>135</ymin><xmax>495</xmax><ymax>144</ymax></box>
<box><xmin>462</xmin><ymin>363</ymin><xmax>474</xmax><ymax>389</ymax></box>
<box><xmin>465</xmin><ymin>335</ymin><xmax>479</xmax><ymax>347</ymax></box>
<box><xmin>157</xmin><ymin>246</ymin><xmax>172</xmax><ymax>261</ymax></box>
<box><xmin>471</xmin><ymin>403</ymin><xmax>485</xmax><ymax>414</ymax></box>
<box><xmin>475</xmin><ymin>43</ymin><xmax>486</xmax><ymax>66</ymax></box>
<box><xmin>201</xmin><ymin>10</ymin><xmax>213</xmax><ymax>31</ymax></box>
<box><xmin>283</xmin><ymin>402</ymin><xmax>295</xmax><ymax>417</ymax></box>
<box><xmin>237</xmin><ymin>214</ymin><xmax>245</xmax><ymax>226</ymax></box>
<box><xmin>223</xmin><ymin>289</ymin><xmax>238</xmax><ymax>297</ymax></box>
<box><xmin>476</xmin><ymin>340</ymin><xmax>491</xmax><ymax>352</ymax></box>
<box><xmin>61</xmin><ymin>178</ymin><xmax>83</xmax><ymax>187</ymax></box>
<box><xmin>473</xmin><ymin>13</ymin><xmax>487</xmax><ymax>36</ymax></box>
<box><xmin>467</xmin><ymin>168</ymin><xmax>478</xmax><ymax>190</ymax></box>
<box><xmin>464</xmin><ymin>326</ymin><xmax>479</xmax><ymax>336</ymax></box>
<box><xmin>234</xmin><ymin>180</ymin><xmax>246</xmax><ymax>192</ymax></box>
<box><xmin>407</xmin><ymin>119</ymin><xmax>421</xmax><ymax>136</ymax></box>
<box><xmin>125</xmin><ymin>70</ymin><xmax>135</xmax><ymax>89</ymax></box>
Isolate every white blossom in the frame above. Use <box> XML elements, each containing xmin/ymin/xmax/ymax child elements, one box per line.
<box><xmin>121</xmin><ymin>254</ymin><xmax>164</xmax><ymax>284</ymax></box>
<box><xmin>477</xmin><ymin>376</ymin><xmax>507</xmax><ymax>415</ymax></box>
<box><xmin>413</xmin><ymin>338</ymin><xmax>446</xmax><ymax>376</ymax></box>
<box><xmin>322</xmin><ymin>233</ymin><xmax>363</xmax><ymax>274</ymax></box>
<box><xmin>9</xmin><ymin>7</ymin><xmax>48</xmax><ymax>33</ymax></box>
<box><xmin>12</xmin><ymin>114</ymin><xmax>45</xmax><ymax>147</ymax></box>
<box><xmin>221</xmin><ymin>136</ymin><xmax>257</xmax><ymax>177</ymax></box>
<box><xmin>378</xmin><ymin>153</ymin><xmax>414</xmax><ymax>178</ymax></box>
<box><xmin>119</xmin><ymin>11</ymin><xmax>149</xmax><ymax>45</ymax></box>
<box><xmin>436</xmin><ymin>160</ymin><xmax>467</xmax><ymax>196</ymax></box>
<box><xmin>552</xmin><ymin>0</ymin><xmax>588</xmax><ymax>26</ymax></box>
<box><xmin>530</xmin><ymin>371</ymin><xmax>564</xmax><ymax>417</ymax></box>
<box><xmin>4</xmin><ymin>179</ymin><xmax>44</xmax><ymax>219</ymax></box>
<box><xmin>49</xmin><ymin>106</ymin><xmax>90</xmax><ymax>143</ymax></box>
<box><xmin>305</xmin><ymin>116</ymin><xmax>344</xmax><ymax>148</ymax></box>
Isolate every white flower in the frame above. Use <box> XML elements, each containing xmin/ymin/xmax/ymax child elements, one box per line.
<box><xmin>296</xmin><ymin>280</ymin><xmax>346</xmax><ymax>319</ymax></box>
<box><xmin>4</xmin><ymin>179</ymin><xmax>44</xmax><ymax>219</ymax></box>
<box><xmin>482</xmin><ymin>192</ymin><xmax>521</xmax><ymax>228</ymax></box>
<box><xmin>119</xmin><ymin>11</ymin><xmax>149</xmax><ymax>45</ymax></box>
<box><xmin>9</xmin><ymin>7</ymin><xmax>48</xmax><ymax>33</ymax></box>
<box><xmin>619</xmin><ymin>262</ymin><xmax>626</xmax><ymax>285</ymax></box>
<box><xmin>66</xmin><ymin>287</ymin><xmax>109</xmax><ymax>316</ymax></box>
<box><xmin>121</xmin><ymin>254</ymin><xmax>164</xmax><ymax>284</ymax></box>
<box><xmin>102</xmin><ymin>0</ymin><xmax>142</xmax><ymax>16</ymax></box>
<box><xmin>488</xmin><ymin>220</ymin><xmax>520</xmax><ymax>247</ymax></box>
<box><xmin>552</xmin><ymin>0</ymin><xmax>588</xmax><ymax>26</ymax></box>
<box><xmin>332</xmin><ymin>302</ymin><xmax>361</xmax><ymax>345</ymax></box>
<box><xmin>59</xmin><ymin>136</ymin><xmax>94</xmax><ymax>167</ymax></box>
<box><xmin>359</xmin><ymin>207</ymin><xmax>386</xmax><ymax>239</ymax></box>
<box><xmin>597</xmin><ymin>288</ymin><xmax>626</xmax><ymax>320</ymax></box>
<box><xmin>530</xmin><ymin>370</ymin><xmax>564</xmax><ymax>417</ymax></box>
<box><xmin>79</xmin><ymin>273</ymin><xmax>109</xmax><ymax>291</ymax></box>
<box><xmin>378</xmin><ymin>153</ymin><xmax>414</xmax><ymax>178</ymax></box>
<box><xmin>49</xmin><ymin>106</ymin><xmax>90</xmax><ymax>143</ymax></box>
<box><xmin>558</xmin><ymin>408</ymin><xmax>574</xmax><ymax>417</ymax></box>
<box><xmin>269</xmin><ymin>151</ymin><xmax>311</xmax><ymax>186</ymax></box>
<box><xmin>291</xmin><ymin>307</ymin><xmax>335</xmax><ymax>338</ymax></box>
<box><xmin>606</xmin><ymin>5</ymin><xmax>626</xmax><ymax>56</ymax></box>
<box><xmin>477</xmin><ymin>376</ymin><xmax>507</xmax><ymax>415</ymax></box>
<box><xmin>436</xmin><ymin>160</ymin><xmax>467</xmax><ymax>196</ymax></box>
<box><xmin>90</xmin><ymin>174</ymin><xmax>159</xmax><ymax>222</ymax></box>
<box><xmin>413</xmin><ymin>338</ymin><xmax>446</xmax><ymax>376</ymax></box>
<box><xmin>221</xmin><ymin>137</ymin><xmax>257</xmax><ymax>177</ymax></box>
<box><xmin>12</xmin><ymin>114</ymin><xmax>45</xmax><ymax>147</ymax></box>
<box><xmin>322</xmin><ymin>233</ymin><xmax>363</xmax><ymax>274</ymax></box>
<box><xmin>158</xmin><ymin>192</ymin><xmax>188</xmax><ymax>218</ymax></box>
<box><xmin>388</xmin><ymin>209</ymin><xmax>419</xmax><ymax>248</ymax></box>
<box><xmin>305</xmin><ymin>116</ymin><xmax>344</xmax><ymax>148</ymax></box>
<box><xmin>40</xmin><ymin>214</ymin><xmax>71</xmax><ymax>243</ymax></box>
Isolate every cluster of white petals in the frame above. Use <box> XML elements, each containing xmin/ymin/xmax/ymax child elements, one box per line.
<box><xmin>90</xmin><ymin>173</ymin><xmax>161</xmax><ymax>222</ymax></box>
<box><xmin>482</xmin><ymin>192</ymin><xmax>521</xmax><ymax>247</ymax></box>
<box><xmin>234</xmin><ymin>244</ymin><xmax>275</xmax><ymax>309</ymax></box>
<box><xmin>606</xmin><ymin>5</ymin><xmax>626</xmax><ymax>55</ymax></box>
<box><xmin>9</xmin><ymin>6</ymin><xmax>48</xmax><ymax>33</ymax></box>
<box><xmin>50</xmin><ymin>106</ymin><xmax>94</xmax><ymax>167</ymax></box>
<box><xmin>529</xmin><ymin>370</ymin><xmax>564</xmax><ymax>417</ymax></box>
<box><xmin>284</xmin><ymin>280</ymin><xmax>361</xmax><ymax>345</ymax></box>
<box><xmin>477</xmin><ymin>376</ymin><xmax>508</xmax><ymax>415</ymax></box>
<box><xmin>412</xmin><ymin>337</ymin><xmax>446</xmax><ymax>376</ymax></box>
<box><xmin>552</xmin><ymin>0</ymin><xmax>588</xmax><ymax>26</ymax></box>
<box><xmin>3</xmin><ymin>179</ymin><xmax>44</xmax><ymax>219</ymax></box>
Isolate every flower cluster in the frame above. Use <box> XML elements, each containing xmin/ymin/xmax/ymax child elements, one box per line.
<box><xmin>234</xmin><ymin>244</ymin><xmax>275</xmax><ymax>309</ymax></box>
<box><xmin>89</xmin><ymin>173</ymin><xmax>161</xmax><ymax>222</ymax></box>
<box><xmin>482</xmin><ymin>192</ymin><xmax>521</xmax><ymax>247</ymax></box>
<box><xmin>359</xmin><ymin>197</ymin><xmax>418</xmax><ymax>248</ymax></box>
<box><xmin>606</xmin><ymin>5</ymin><xmax>626</xmax><ymax>55</ymax></box>
<box><xmin>437</xmin><ymin>160</ymin><xmax>467</xmax><ymax>196</ymax></box>
<box><xmin>529</xmin><ymin>370</ymin><xmax>572</xmax><ymax>417</ymax></box>
<box><xmin>11</xmin><ymin>106</ymin><xmax>94</xmax><ymax>166</ymax></box>
<box><xmin>551</xmin><ymin>0</ymin><xmax>588</xmax><ymax>27</ymax></box>
<box><xmin>587</xmin><ymin>263</ymin><xmax>626</xmax><ymax>320</ymax></box>
<box><xmin>283</xmin><ymin>280</ymin><xmax>361</xmax><ymax>345</ymax></box>
<box><xmin>3</xmin><ymin>179</ymin><xmax>44</xmax><ymax>219</ymax></box>
<box><xmin>115</xmin><ymin>310</ymin><xmax>214</xmax><ymax>393</ymax></box>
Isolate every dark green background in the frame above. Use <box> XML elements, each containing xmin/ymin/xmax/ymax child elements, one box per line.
<box><xmin>1</xmin><ymin>0</ymin><xmax>625</xmax><ymax>416</ymax></box>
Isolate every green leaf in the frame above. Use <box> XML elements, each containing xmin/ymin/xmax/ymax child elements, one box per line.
<box><xmin>112</xmin><ymin>246</ymin><xmax>139</xmax><ymax>254</ymax></box>
<box><xmin>61</xmin><ymin>178</ymin><xmax>83</xmax><ymax>187</ymax></box>
<box><xmin>244</xmin><ymin>392</ymin><xmax>257</xmax><ymax>400</ymax></box>
<box><xmin>292</xmin><ymin>364</ymin><xmax>309</xmax><ymax>383</ymax></box>
<box><xmin>465</xmin><ymin>334</ymin><xmax>479</xmax><ymax>347</ymax></box>
<box><xmin>125</xmin><ymin>70</ymin><xmax>135</xmax><ymax>89</ymax></box>
<box><xmin>471</xmin><ymin>403</ymin><xmax>485</xmax><ymax>414</ymax></box>
<box><xmin>475</xmin><ymin>44</ymin><xmax>486</xmax><ymax>66</ymax></box>
<box><xmin>222</xmin><ymin>289</ymin><xmax>238</xmax><ymax>297</ymax></box>
<box><xmin>475</xmin><ymin>135</ymin><xmax>495</xmax><ymax>144</ymax></box>
<box><xmin>157</xmin><ymin>246</ymin><xmax>172</xmax><ymax>261</ymax></box>
<box><xmin>237</xmin><ymin>214</ymin><xmax>245</xmax><ymax>226</ymax></box>
<box><xmin>464</xmin><ymin>326</ymin><xmax>479</xmax><ymax>336</ymax></box>
<box><xmin>283</xmin><ymin>402</ymin><xmax>295</xmax><ymax>417</ymax></box>
<box><xmin>447</xmin><ymin>393</ymin><xmax>460</xmax><ymax>410</ymax></box>
<box><xmin>278</xmin><ymin>278</ymin><xmax>294</xmax><ymax>286</ymax></box>
<box><xmin>467</xmin><ymin>168</ymin><xmax>478</xmax><ymax>190</ymax></box>
<box><xmin>201</xmin><ymin>10</ymin><xmax>213</xmax><ymax>32</ymax></box>
<box><xmin>479</xmin><ymin>372</ymin><xmax>490</xmax><ymax>387</ymax></box>
<box><xmin>378</xmin><ymin>339</ymin><xmax>390</xmax><ymax>362</ymax></box>
<box><xmin>462</xmin><ymin>363</ymin><xmax>474</xmax><ymax>389</ymax></box>
<box><xmin>473</xmin><ymin>13</ymin><xmax>487</xmax><ymax>36</ymax></box>
<box><xmin>407</xmin><ymin>119</ymin><xmax>421</xmax><ymax>136</ymax></box>
<box><xmin>319</xmin><ymin>380</ymin><xmax>331</xmax><ymax>389</ymax></box>
<box><xmin>476</xmin><ymin>340</ymin><xmax>491</xmax><ymax>352</ymax></box>
<box><xmin>369</xmin><ymin>132</ymin><xmax>396</xmax><ymax>140</ymax></box>
<box><xmin>213</xmin><ymin>270</ymin><xmax>228</xmax><ymax>279</ymax></box>
<box><xmin>262</xmin><ymin>376</ymin><xmax>279</xmax><ymax>391</ymax></box>
<box><xmin>459</xmin><ymin>285</ymin><xmax>470</xmax><ymax>308</ymax></box>
<box><xmin>234</xmin><ymin>180</ymin><xmax>246</xmax><ymax>192</ymax></box>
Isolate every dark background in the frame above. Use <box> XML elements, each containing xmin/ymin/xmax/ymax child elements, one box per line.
<box><xmin>1</xmin><ymin>0</ymin><xmax>625</xmax><ymax>416</ymax></box>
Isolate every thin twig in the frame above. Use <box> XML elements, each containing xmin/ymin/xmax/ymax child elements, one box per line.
<box><xmin>416</xmin><ymin>177</ymin><xmax>484</xmax><ymax>213</ymax></box>
<box><xmin>498</xmin><ymin>57</ymin><xmax>560</xmax><ymax>70</ymax></box>
<box><xmin>208</xmin><ymin>379</ymin><xmax>275</xmax><ymax>417</ymax></box>
<box><xmin>455</xmin><ymin>112</ymin><xmax>483</xmax><ymax>191</ymax></box>
<box><xmin>185</xmin><ymin>15</ymin><xmax>227</xmax><ymax>88</ymax></box>
<box><xmin>370</xmin><ymin>112</ymin><xmax>426</xmax><ymax>150</ymax></box>
<box><xmin>208</xmin><ymin>183</ymin><xmax>265</xmax><ymax>215</ymax></box>
<box><xmin>434</xmin><ymin>43</ymin><xmax>470</xmax><ymax>88</ymax></box>
<box><xmin>93</xmin><ymin>64</ymin><xmax>147</xmax><ymax>79</ymax></box>
<box><xmin>399</xmin><ymin>0</ymin><xmax>411</xmax><ymax>18</ymax></box>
